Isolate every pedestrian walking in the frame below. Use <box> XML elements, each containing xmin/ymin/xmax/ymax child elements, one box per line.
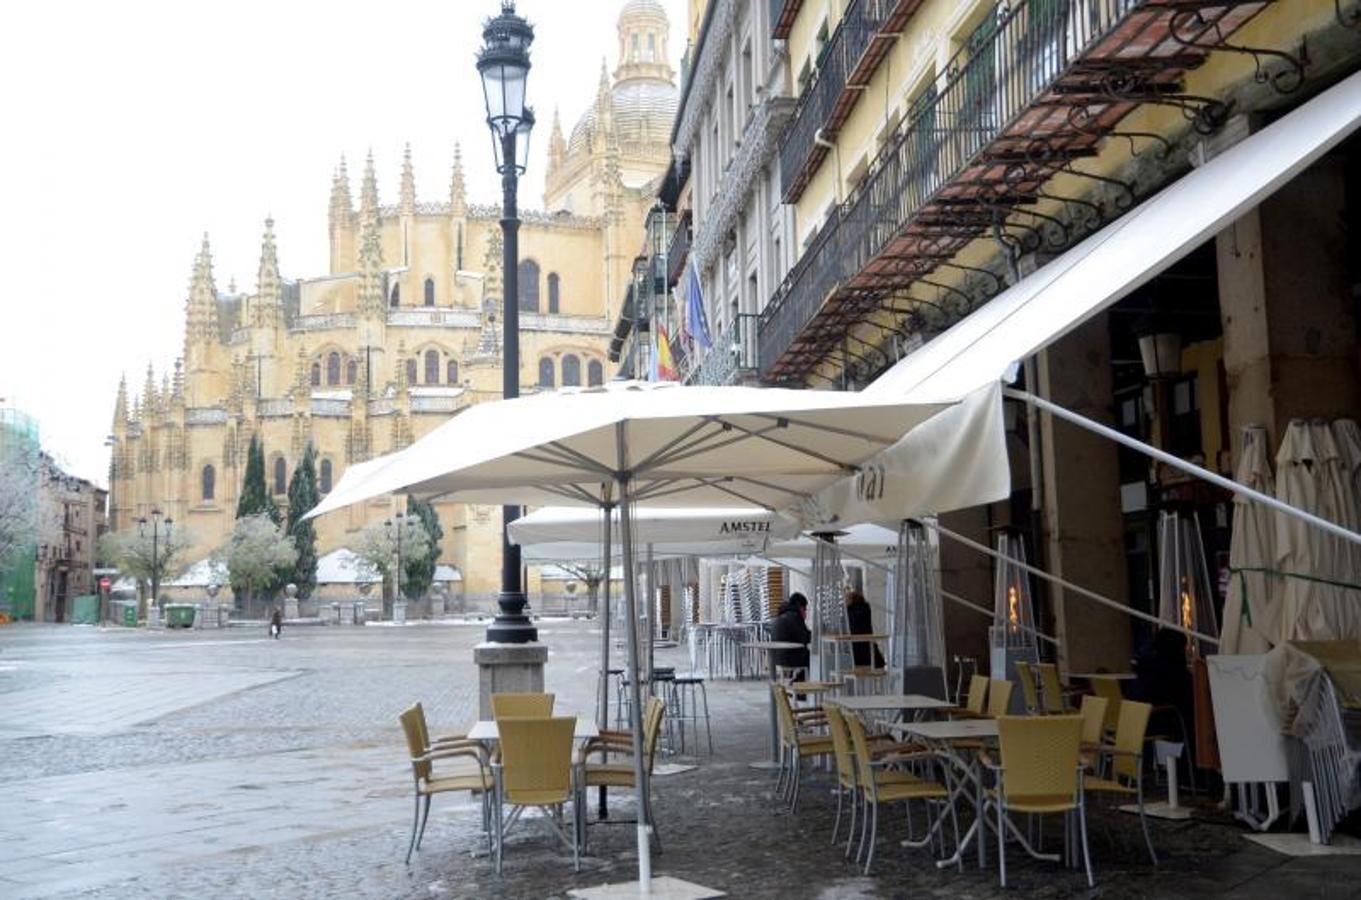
<box><xmin>270</xmin><ymin>607</ymin><xmax>282</xmax><ymax>640</ymax></box>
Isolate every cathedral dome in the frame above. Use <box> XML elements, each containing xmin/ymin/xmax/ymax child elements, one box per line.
<box><xmin>565</xmin><ymin>0</ymin><xmax>677</xmax><ymax>158</ymax></box>
<box><xmin>567</xmin><ymin>78</ymin><xmax>677</xmax><ymax>156</ymax></box>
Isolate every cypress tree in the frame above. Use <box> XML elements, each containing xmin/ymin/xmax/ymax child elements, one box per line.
<box><xmin>403</xmin><ymin>494</ymin><xmax>443</xmax><ymax>600</ymax></box>
<box><xmin>235</xmin><ymin>435</ymin><xmax>279</xmax><ymax>523</ymax></box>
<box><xmin>286</xmin><ymin>444</ymin><xmax>320</xmax><ymax>599</ymax></box>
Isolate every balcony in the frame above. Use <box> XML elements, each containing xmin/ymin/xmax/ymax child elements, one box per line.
<box><xmin>778</xmin><ymin>0</ymin><xmax>927</xmax><ymax>203</ymax></box>
<box><xmin>771</xmin><ymin>0</ymin><xmax>804</xmax><ymax>40</ymax></box>
<box><xmin>689</xmin><ymin>314</ymin><xmax>761</xmax><ymax>386</ymax></box>
<box><xmin>760</xmin><ymin>0</ymin><xmax>1271</xmax><ymax>383</ymax></box>
<box><xmin>667</xmin><ymin>212</ymin><xmax>692</xmax><ymax>288</ymax></box>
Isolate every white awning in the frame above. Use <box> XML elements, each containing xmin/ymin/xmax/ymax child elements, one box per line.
<box><xmin>509</xmin><ymin>506</ymin><xmax>802</xmax><ymax>547</ymax></box>
<box><xmin>870</xmin><ymin>69</ymin><xmax>1361</xmax><ymax>404</ymax></box>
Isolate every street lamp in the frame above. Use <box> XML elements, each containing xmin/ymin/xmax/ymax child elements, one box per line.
<box><xmin>385</xmin><ymin>514</ymin><xmax>419</xmax><ymax>615</ymax></box>
<box><xmin>478</xmin><ymin>0</ymin><xmax>537</xmax><ymax>644</ymax></box>
<box><xmin>136</xmin><ymin>509</ymin><xmax>172</xmax><ymax>616</ymax></box>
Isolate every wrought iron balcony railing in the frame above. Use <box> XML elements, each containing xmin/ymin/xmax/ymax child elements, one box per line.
<box><xmin>690</xmin><ymin>313</ymin><xmax>760</xmax><ymax>386</ymax></box>
<box><xmin>760</xmin><ymin>0</ymin><xmax>1270</xmax><ymax>382</ymax></box>
<box><xmin>667</xmin><ymin>214</ymin><xmax>692</xmax><ymax>288</ymax></box>
<box><xmin>778</xmin><ymin>0</ymin><xmax>924</xmax><ymax>203</ymax></box>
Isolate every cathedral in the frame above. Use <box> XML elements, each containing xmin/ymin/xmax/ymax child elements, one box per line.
<box><xmin>107</xmin><ymin>0</ymin><xmax>677</xmax><ymax>597</ymax></box>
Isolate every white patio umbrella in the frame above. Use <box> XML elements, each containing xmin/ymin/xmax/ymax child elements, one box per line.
<box><xmin>765</xmin><ymin>522</ymin><xmax>901</xmax><ymax>562</ymax></box>
<box><xmin>306</xmin><ymin>380</ymin><xmax>950</xmax><ymax>887</ymax></box>
<box><xmin>1334</xmin><ymin>419</ymin><xmax>1361</xmax><ymax>574</ymax></box>
<box><xmin>510</xmin><ymin>506</ymin><xmax>802</xmax><ymax>547</ymax></box>
<box><xmin>1221</xmin><ymin>427</ymin><xmax>1279</xmax><ymax>654</ymax></box>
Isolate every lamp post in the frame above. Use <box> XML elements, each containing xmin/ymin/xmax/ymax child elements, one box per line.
<box><xmin>136</xmin><ymin>509</ymin><xmax>172</xmax><ymax>616</ymax></box>
<box><xmin>385</xmin><ymin>514</ymin><xmax>418</xmax><ymax>613</ymax></box>
<box><xmin>478</xmin><ymin>0</ymin><xmax>537</xmax><ymax>643</ymax></box>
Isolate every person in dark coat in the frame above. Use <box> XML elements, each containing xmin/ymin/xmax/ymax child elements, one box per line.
<box><xmin>270</xmin><ymin>607</ymin><xmax>282</xmax><ymax>640</ymax></box>
<box><xmin>844</xmin><ymin>589</ymin><xmax>885</xmax><ymax>668</ymax></box>
<box><xmin>768</xmin><ymin>592</ymin><xmax>811</xmax><ymax>672</ymax></box>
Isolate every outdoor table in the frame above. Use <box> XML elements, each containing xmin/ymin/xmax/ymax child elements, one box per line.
<box><xmin>467</xmin><ymin>717</ymin><xmax>600</xmax><ymax>743</ymax></box>
<box><xmin>743</xmin><ymin>640</ymin><xmax>806</xmax><ymax>770</ymax></box>
<box><xmin>831</xmin><ymin>694</ymin><xmax>954</xmax><ymax>714</ymax></box>
<box><xmin>900</xmin><ymin>718</ymin><xmax>1000</xmax><ymax>869</ymax></box>
<box><xmin>1070</xmin><ymin>672</ymin><xmax>1136</xmax><ymax>681</ymax></box>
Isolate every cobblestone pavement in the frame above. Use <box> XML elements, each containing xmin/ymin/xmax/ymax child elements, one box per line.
<box><xmin>3</xmin><ymin>620</ymin><xmax>1361</xmax><ymax>898</ymax></box>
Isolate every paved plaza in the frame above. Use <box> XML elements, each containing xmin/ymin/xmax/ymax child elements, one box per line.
<box><xmin>2</xmin><ymin>620</ymin><xmax>1361</xmax><ymax>899</ymax></box>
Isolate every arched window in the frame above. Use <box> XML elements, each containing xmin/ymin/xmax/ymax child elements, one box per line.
<box><xmin>326</xmin><ymin>352</ymin><xmax>341</xmax><ymax>386</ymax></box>
<box><xmin>447</xmin><ymin>360</ymin><xmax>459</xmax><ymax>384</ymax></box>
<box><xmin>631</xmin><ymin>33</ymin><xmax>639</xmax><ymax>60</ymax></box>
<box><xmin>406</xmin><ymin>358</ymin><xmax>417</xmax><ymax>386</ymax></box>
<box><xmin>538</xmin><ymin>357</ymin><xmax>555</xmax><ymax>388</ymax></box>
<box><xmin>588</xmin><ymin>359</ymin><xmax>604</xmax><ymax>386</ymax></box>
<box><xmin>424</xmin><ymin>349</ymin><xmax>440</xmax><ymax>385</ymax></box>
<box><xmin>647</xmin><ymin>33</ymin><xmax>656</xmax><ymax>62</ymax></box>
<box><xmin>389</xmin><ymin>283</ymin><xmax>400</xmax><ymax>307</ymax></box>
<box><xmin>319</xmin><ymin>459</ymin><xmax>333</xmax><ymax>494</ymax></box>
<box><xmin>273</xmin><ymin>456</ymin><xmax>287</xmax><ymax>495</ymax></box>
<box><xmin>547</xmin><ymin>273</ymin><xmax>561</xmax><ymax>314</ymax></box>
<box><xmin>424</xmin><ymin>277</ymin><xmax>435</xmax><ymax>306</ymax></box>
<box><xmin>345</xmin><ymin>359</ymin><xmax>357</xmax><ymax>385</ymax></box>
<box><xmin>201</xmin><ymin>464</ymin><xmax>215</xmax><ymax>501</ymax></box>
<box><xmin>562</xmin><ymin>353</ymin><xmax>581</xmax><ymax>387</ymax></box>
<box><xmin>517</xmin><ymin>259</ymin><xmax>540</xmax><ymax>313</ymax></box>
<box><xmin>310</xmin><ymin>363</ymin><xmax>321</xmax><ymax>387</ymax></box>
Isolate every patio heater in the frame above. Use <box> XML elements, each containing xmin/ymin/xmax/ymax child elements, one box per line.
<box><xmin>890</xmin><ymin>519</ymin><xmax>947</xmax><ymax>698</ymax></box>
<box><xmin>811</xmin><ymin>533</ymin><xmax>847</xmax><ymax>682</ymax></box>
<box><xmin>1157</xmin><ymin>509</ymin><xmax>1219</xmax><ymax>658</ymax></box>
<box><xmin>990</xmin><ymin>529</ymin><xmax>1039</xmax><ymax>714</ymax></box>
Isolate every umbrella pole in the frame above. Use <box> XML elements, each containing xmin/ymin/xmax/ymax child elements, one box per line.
<box><xmin>616</xmin><ymin>425</ymin><xmax>653</xmax><ymax>890</ymax></box>
<box><xmin>599</xmin><ymin>500</ymin><xmax>614</xmax><ymax>820</ymax></box>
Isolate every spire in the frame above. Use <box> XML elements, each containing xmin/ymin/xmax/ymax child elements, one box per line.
<box><xmin>357</xmin><ymin>216</ymin><xmax>384</xmax><ymax>317</ymax></box>
<box><xmin>142</xmin><ymin>362</ymin><xmax>159</xmax><ymax>422</ymax></box>
<box><xmin>449</xmin><ymin>143</ymin><xmax>467</xmax><ymax>217</ymax></box>
<box><xmin>595</xmin><ymin>58</ymin><xmax>614</xmax><ymax>139</ymax></box>
<box><xmin>359</xmin><ymin>149</ymin><xmax>379</xmax><ymax>226</ymax></box>
<box><xmin>185</xmin><ymin>233</ymin><xmax>221</xmax><ymax>353</ymax></box>
<box><xmin>548</xmin><ymin>107</ymin><xmax>566</xmax><ymax>171</ymax></box>
<box><xmin>399</xmin><ymin>143</ymin><xmax>416</xmax><ymax>216</ymax></box>
<box><xmin>254</xmin><ymin>217</ymin><xmax>282</xmax><ymax>327</ymax></box>
<box><xmin>113</xmin><ymin>374</ymin><xmax>128</xmax><ymax>429</ymax></box>
<box><xmin>329</xmin><ymin>155</ymin><xmax>354</xmax><ymax>234</ymax></box>
<box><xmin>293</xmin><ymin>344</ymin><xmax>310</xmax><ymax>400</ymax></box>
<box><xmin>171</xmin><ymin>360</ymin><xmax>184</xmax><ymax>404</ymax></box>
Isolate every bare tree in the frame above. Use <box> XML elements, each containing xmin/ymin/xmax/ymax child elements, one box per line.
<box><xmin>96</xmin><ymin>525</ymin><xmax>196</xmax><ymax>604</ymax></box>
<box><xmin>215</xmin><ymin>514</ymin><xmax>297</xmax><ymax>612</ymax></box>
<box><xmin>552</xmin><ymin>561</ymin><xmax>610</xmax><ymax>615</ymax></box>
<box><xmin>352</xmin><ymin>519</ymin><xmax>433</xmax><ymax>611</ymax></box>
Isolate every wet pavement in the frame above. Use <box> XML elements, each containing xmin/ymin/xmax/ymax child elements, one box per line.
<box><xmin>1</xmin><ymin>619</ymin><xmax>1360</xmax><ymax>898</ymax></box>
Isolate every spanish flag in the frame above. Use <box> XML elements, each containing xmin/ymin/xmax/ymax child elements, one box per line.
<box><xmin>654</xmin><ymin>322</ymin><xmax>678</xmax><ymax>382</ymax></box>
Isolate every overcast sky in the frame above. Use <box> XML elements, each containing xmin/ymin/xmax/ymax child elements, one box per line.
<box><xmin>0</xmin><ymin>0</ymin><xmax>686</xmax><ymax>486</ymax></box>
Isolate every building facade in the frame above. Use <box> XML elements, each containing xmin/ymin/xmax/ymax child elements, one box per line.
<box><xmin>107</xmin><ymin>1</ymin><xmax>679</xmax><ymax>599</ymax></box>
<box><xmin>35</xmin><ymin>454</ymin><xmax>108</xmax><ymax>623</ymax></box>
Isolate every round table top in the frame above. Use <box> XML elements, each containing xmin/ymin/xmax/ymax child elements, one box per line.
<box><xmin>821</xmin><ymin>633</ymin><xmax>889</xmax><ymax>642</ymax></box>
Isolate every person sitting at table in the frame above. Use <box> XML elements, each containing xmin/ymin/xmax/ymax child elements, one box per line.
<box><xmin>770</xmin><ymin>592</ymin><xmax>811</xmax><ymax>678</ymax></box>
<box><xmin>844</xmin><ymin>589</ymin><xmax>885</xmax><ymax>669</ymax></box>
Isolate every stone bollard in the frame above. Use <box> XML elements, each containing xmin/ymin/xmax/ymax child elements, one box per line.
<box><xmin>393</xmin><ymin>601</ymin><xmax>407</xmax><ymax>625</ymax></box>
<box><xmin>474</xmin><ymin>642</ymin><xmax>548</xmax><ymax>719</ymax></box>
<box><xmin>146</xmin><ymin>603</ymin><xmax>161</xmax><ymax>628</ymax></box>
<box><xmin>283</xmin><ymin>584</ymin><xmax>300</xmax><ymax>620</ymax></box>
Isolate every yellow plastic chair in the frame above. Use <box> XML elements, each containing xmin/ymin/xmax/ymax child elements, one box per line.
<box><xmin>579</xmin><ymin>697</ymin><xmax>666</xmax><ymax>850</ymax></box>
<box><xmin>772</xmin><ymin>682</ymin><xmax>833</xmax><ymax>813</ymax></box>
<box><xmin>1077</xmin><ymin>695</ymin><xmax>1109</xmax><ymax>770</ymax></box>
<box><xmin>1088</xmin><ymin>676</ymin><xmax>1123</xmax><ymax>738</ymax></box>
<box><xmin>1015</xmin><ymin>662</ymin><xmax>1041</xmax><ymax>715</ymax></box>
<box><xmin>991</xmin><ymin>715</ymin><xmax>1092</xmax><ymax>888</ymax></box>
<box><xmin>491</xmin><ymin>692</ymin><xmax>555</xmax><ymax>719</ymax></box>
<box><xmin>1037</xmin><ymin>663</ymin><xmax>1081</xmax><ymax>714</ymax></box>
<box><xmin>986</xmin><ymin>679</ymin><xmax>1014</xmax><ymax>718</ymax></box>
<box><xmin>398</xmin><ymin>705</ymin><xmax>492</xmax><ymax>864</ymax></box>
<box><xmin>492</xmin><ymin>716</ymin><xmax>580</xmax><ymax>875</ymax></box>
<box><xmin>844</xmin><ymin>710</ymin><xmax>953</xmax><ymax>875</ymax></box>
<box><xmin>1084</xmin><ymin>699</ymin><xmax>1157</xmax><ymax>865</ymax></box>
<box><xmin>952</xmin><ymin>674</ymin><xmax>990</xmax><ymax>718</ymax></box>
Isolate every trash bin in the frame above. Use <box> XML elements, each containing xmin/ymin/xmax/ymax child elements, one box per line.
<box><xmin>70</xmin><ymin>594</ymin><xmax>100</xmax><ymax>625</ymax></box>
<box><xmin>165</xmin><ymin>604</ymin><xmax>196</xmax><ymax>628</ymax></box>
<box><xmin>117</xmin><ymin>602</ymin><xmax>138</xmax><ymax>627</ymax></box>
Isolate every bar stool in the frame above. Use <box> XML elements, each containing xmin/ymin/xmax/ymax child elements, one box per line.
<box><xmin>671</xmin><ymin>672</ymin><xmax>713</xmax><ymax>755</ymax></box>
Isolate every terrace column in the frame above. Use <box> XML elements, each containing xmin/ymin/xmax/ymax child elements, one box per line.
<box><xmin>1036</xmin><ymin>312</ymin><xmax>1133</xmax><ymax>674</ymax></box>
<box><xmin>1217</xmin><ymin>151</ymin><xmax>1360</xmax><ymax>456</ymax></box>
